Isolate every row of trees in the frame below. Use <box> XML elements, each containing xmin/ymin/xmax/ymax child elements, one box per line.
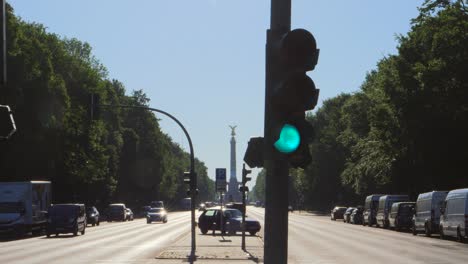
<box><xmin>0</xmin><ymin>3</ymin><xmax>214</xmax><ymax>209</ymax></box>
<box><xmin>252</xmin><ymin>0</ymin><xmax>468</xmax><ymax>210</ymax></box>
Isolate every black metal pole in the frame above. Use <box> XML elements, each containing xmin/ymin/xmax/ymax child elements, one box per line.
<box><xmin>0</xmin><ymin>0</ymin><xmax>6</xmax><ymax>87</ymax></box>
<box><xmin>264</xmin><ymin>0</ymin><xmax>291</xmax><ymax>263</ymax></box>
<box><xmin>241</xmin><ymin>179</ymin><xmax>246</xmax><ymax>250</ymax></box>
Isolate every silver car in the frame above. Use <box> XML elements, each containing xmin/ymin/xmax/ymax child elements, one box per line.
<box><xmin>146</xmin><ymin>208</ymin><xmax>168</xmax><ymax>224</ymax></box>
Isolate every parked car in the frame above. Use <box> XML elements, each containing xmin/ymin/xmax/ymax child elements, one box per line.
<box><xmin>439</xmin><ymin>188</ymin><xmax>468</xmax><ymax>242</ymax></box>
<box><xmin>146</xmin><ymin>207</ymin><xmax>168</xmax><ymax>224</ymax></box>
<box><xmin>376</xmin><ymin>195</ymin><xmax>410</xmax><ymax>228</ymax></box>
<box><xmin>86</xmin><ymin>206</ymin><xmax>100</xmax><ymax>226</ymax></box>
<box><xmin>125</xmin><ymin>208</ymin><xmax>134</xmax><ymax>221</ymax></box>
<box><xmin>107</xmin><ymin>203</ymin><xmax>127</xmax><ymax>222</ymax></box>
<box><xmin>46</xmin><ymin>204</ymin><xmax>86</xmax><ymax>237</ymax></box>
<box><xmin>350</xmin><ymin>207</ymin><xmax>364</xmax><ymax>224</ymax></box>
<box><xmin>412</xmin><ymin>190</ymin><xmax>448</xmax><ymax>236</ymax></box>
<box><xmin>330</xmin><ymin>206</ymin><xmax>347</xmax><ymax>221</ymax></box>
<box><xmin>389</xmin><ymin>202</ymin><xmax>415</xmax><ymax>231</ymax></box>
<box><xmin>198</xmin><ymin>208</ymin><xmax>261</xmax><ymax>236</ymax></box>
<box><xmin>343</xmin><ymin>207</ymin><xmax>356</xmax><ymax>223</ymax></box>
<box><xmin>363</xmin><ymin>194</ymin><xmax>384</xmax><ymax>226</ymax></box>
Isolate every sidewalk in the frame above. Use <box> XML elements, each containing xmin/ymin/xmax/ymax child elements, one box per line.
<box><xmin>156</xmin><ymin>229</ymin><xmax>264</xmax><ymax>263</ymax></box>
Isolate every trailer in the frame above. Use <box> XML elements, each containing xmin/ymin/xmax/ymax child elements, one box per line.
<box><xmin>0</xmin><ymin>181</ymin><xmax>51</xmax><ymax>236</ymax></box>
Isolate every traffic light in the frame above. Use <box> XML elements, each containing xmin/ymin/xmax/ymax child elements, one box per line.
<box><xmin>239</xmin><ymin>186</ymin><xmax>249</xmax><ymax>193</ymax></box>
<box><xmin>242</xmin><ymin>163</ymin><xmax>252</xmax><ymax>185</ymax></box>
<box><xmin>0</xmin><ymin>104</ymin><xmax>16</xmax><ymax>140</ymax></box>
<box><xmin>89</xmin><ymin>94</ymin><xmax>100</xmax><ymax>120</ymax></box>
<box><xmin>243</xmin><ymin>137</ymin><xmax>264</xmax><ymax>168</ymax></box>
<box><xmin>184</xmin><ymin>171</ymin><xmax>198</xmax><ymax>196</ymax></box>
<box><xmin>270</xmin><ymin>28</ymin><xmax>319</xmax><ymax>169</ymax></box>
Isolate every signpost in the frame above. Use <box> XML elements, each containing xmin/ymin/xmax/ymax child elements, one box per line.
<box><xmin>215</xmin><ymin>168</ymin><xmax>227</xmax><ymax>192</ymax></box>
<box><xmin>215</xmin><ymin>168</ymin><xmax>227</xmax><ymax>235</ymax></box>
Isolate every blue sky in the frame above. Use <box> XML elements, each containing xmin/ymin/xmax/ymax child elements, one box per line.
<box><xmin>8</xmin><ymin>0</ymin><xmax>424</xmax><ymax>189</ymax></box>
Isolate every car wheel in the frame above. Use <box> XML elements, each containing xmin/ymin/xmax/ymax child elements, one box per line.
<box><xmin>55</xmin><ymin>233</ymin><xmax>59</xmax><ymax>237</ymax></box>
<box><xmin>147</xmin><ymin>220</ymin><xmax>151</xmax><ymax>224</ymax></box>
<box><xmin>457</xmin><ymin>227</ymin><xmax>465</xmax><ymax>243</ymax></box>
<box><xmin>425</xmin><ymin>223</ymin><xmax>431</xmax><ymax>237</ymax></box>
<box><xmin>92</xmin><ymin>223</ymin><xmax>95</xmax><ymax>227</ymax></box>
<box><xmin>73</xmin><ymin>231</ymin><xmax>78</xmax><ymax>236</ymax></box>
<box><xmin>97</xmin><ymin>221</ymin><xmax>100</xmax><ymax>226</ymax></box>
<box><xmin>439</xmin><ymin>225</ymin><xmax>445</xmax><ymax>239</ymax></box>
<box><xmin>163</xmin><ymin>219</ymin><xmax>167</xmax><ymax>223</ymax></box>
<box><xmin>201</xmin><ymin>228</ymin><xmax>208</xmax><ymax>235</ymax></box>
<box><xmin>249</xmin><ymin>231</ymin><xmax>257</xmax><ymax>236</ymax></box>
<box><xmin>81</xmin><ymin>228</ymin><xmax>85</xmax><ymax>235</ymax></box>
<box><xmin>46</xmin><ymin>233</ymin><xmax>51</xmax><ymax>238</ymax></box>
<box><xmin>108</xmin><ymin>220</ymin><xmax>112</xmax><ymax>223</ymax></box>
<box><xmin>412</xmin><ymin>223</ymin><xmax>417</xmax><ymax>236</ymax></box>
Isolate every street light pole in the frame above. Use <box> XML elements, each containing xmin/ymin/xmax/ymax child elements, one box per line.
<box><xmin>264</xmin><ymin>0</ymin><xmax>291</xmax><ymax>263</ymax></box>
<box><xmin>99</xmin><ymin>104</ymin><xmax>197</xmax><ymax>258</ymax></box>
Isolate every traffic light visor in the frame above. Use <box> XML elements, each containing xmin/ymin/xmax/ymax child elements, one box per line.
<box><xmin>274</xmin><ymin>124</ymin><xmax>300</xmax><ymax>153</ymax></box>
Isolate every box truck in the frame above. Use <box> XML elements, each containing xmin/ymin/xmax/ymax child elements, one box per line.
<box><xmin>0</xmin><ymin>181</ymin><xmax>51</xmax><ymax>236</ymax></box>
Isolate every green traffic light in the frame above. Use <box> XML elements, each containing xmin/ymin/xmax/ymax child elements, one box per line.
<box><xmin>274</xmin><ymin>124</ymin><xmax>300</xmax><ymax>153</ymax></box>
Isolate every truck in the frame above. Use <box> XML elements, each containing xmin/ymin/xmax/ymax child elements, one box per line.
<box><xmin>0</xmin><ymin>181</ymin><xmax>51</xmax><ymax>236</ymax></box>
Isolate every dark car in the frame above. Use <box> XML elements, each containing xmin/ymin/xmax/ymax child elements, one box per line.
<box><xmin>146</xmin><ymin>207</ymin><xmax>168</xmax><ymax>223</ymax></box>
<box><xmin>107</xmin><ymin>203</ymin><xmax>126</xmax><ymax>222</ymax></box>
<box><xmin>343</xmin><ymin>207</ymin><xmax>356</xmax><ymax>223</ymax></box>
<box><xmin>198</xmin><ymin>208</ymin><xmax>261</xmax><ymax>236</ymax></box>
<box><xmin>86</xmin><ymin>206</ymin><xmax>100</xmax><ymax>226</ymax></box>
<box><xmin>350</xmin><ymin>207</ymin><xmax>364</xmax><ymax>224</ymax></box>
<box><xmin>331</xmin><ymin>206</ymin><xmax>347</xmax><ymax>221</ymax></box>
<box><xmin>46</xmin><ymin>204</ymin><xmax>86</xmax><ymax>237</ymax></box>
<box><xmin>125</xmin><ymin>208</ymin><xmax>134</xmax><ymax>221</ymax></box>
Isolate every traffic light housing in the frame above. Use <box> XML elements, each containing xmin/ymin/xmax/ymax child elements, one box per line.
<box><xmin>243</xmin><ymin>137</ymin><xmax>264</xmax><ymax>168</ymax></box>
<box><xmin>0</xmin><ymin>104</ymin><xmax>16</xmax><ymax>140</ymax></box>
<box><xmin>270</xmin><ymin>28</ymin><xmax>319</xmax><ymax>169</ymax></box>
<box><xmin>242</xmin><ymin>163</ymin><xmax>252</xmax><ymax>185</ymax></box>
<box><xmin>184</xmin><ymin>171</ymin><xmax>198</xmax><ymax>196</ymax></box>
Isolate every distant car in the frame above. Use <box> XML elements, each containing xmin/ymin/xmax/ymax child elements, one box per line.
<box><xmin>86</xmin><ymin>206</ymin><xmax>100</xmax><ymax>226</ymax></box>
<box><xmin>363</xmin><ymin>194</ymin><xmax>384</xmax><ymax>226</ymax></box>
<box><xmin>107</xmin><ymin>203</ymin><xmax>127</xmax><ymax>222</ymax></box>
<box><xmin>198</xmin><ymin>208</ymin><xmax>261</xmax><ymax>236</ymax></box>
<box><xmin>146</xmin><ymin>207</ymin><xmax>168</xmax><ymax>224</ymax></box>
<box><xmin>288</xmin><ymin>205</ymin><xmax>294</xmax><ymax>212</ymax></box>
<box><xmin>350</xmin><ymin>207</ymin><xmax>364</xmax><ymax>225</ymax></box>
<box><xmin>331</xmin><ymin>206</ymin><xmax>347</xmax><ymax>221</ymax></box>
<box><xmin>389</xmin><ymin>202</ymin><xmax>415</xmax><ymax>231</ymax></box>
<box><xmin>343</xmin><ymin>207</ymin><xmax>357</xmax><ymax>223</ymax></box>
<box><xmin>46</xmin><ymin>204</ymin><xmax>86</xmax><ymax>237</ymax></box>
<box><xmin>125</xmin><ymin>208</ymin><xmax>134</xmax><ymax>221</ymax></box>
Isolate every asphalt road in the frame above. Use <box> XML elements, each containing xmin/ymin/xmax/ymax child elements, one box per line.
<box><xmin>247</xmin><ymin>207</ymin><xmax>468</xmax><ymax>264</ymax></box>
<box><xmin>0</xmin><ymin>211</ymin><xmax>192</xmax><ymax>264</ymax></box>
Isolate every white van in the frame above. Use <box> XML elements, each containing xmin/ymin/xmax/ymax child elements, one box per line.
<box><xmin>412</xmin><ymin>191</ymin><xmax>448</xmax><ymax>236</ymax></box>
<box><xmin>440</xmin><ymin>188</ymin><xmax>468</xmax><ymax>242</ymax></box>
<box><xmin>376</xmin><ymin>195</ymin><xmax>409</xmax><ymax>228</ymax></box>
<box><xmin>363</xmin><ymin>194</ymin><xmax>383</xmax><ymax>226</ymax></box>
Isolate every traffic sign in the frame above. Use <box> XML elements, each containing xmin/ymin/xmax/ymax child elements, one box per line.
<box><xmin>215</xmin><ymin>168</ymin><xmax>227</xmax><ymax>192</ymax></box>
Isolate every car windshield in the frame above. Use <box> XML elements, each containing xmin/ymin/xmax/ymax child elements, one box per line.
<box><xmin>399</xmin><ymin>205</ymin><xmax>413</xmax><ymax>215</ymax></box>
<box><xmin>224</xmin><ymin>209</ymin><xmax>242</xmax><ymax>218</ymax></box>
<box><xmin>86</xmin><ymin>207</ymin><xmax>94</xmax><ymax>213</ymax></box>
<box><xmin>49</xmin><ymin>205</ymin><xmax>78</xmax><ymax>217</ymax></box>
<box><xmin>109</xmin><ymin>206</ymin><xmax>124</xmax><ymax>211</ymax></box>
